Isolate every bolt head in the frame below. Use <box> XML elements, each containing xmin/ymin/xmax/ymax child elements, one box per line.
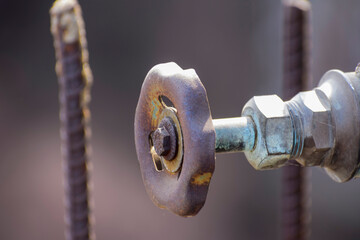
<box><xmin>153</xmin><ymin>127</ymin><xmax>171</xmax><ymax>156</ymax></box>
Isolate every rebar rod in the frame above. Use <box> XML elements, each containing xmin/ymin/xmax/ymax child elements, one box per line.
<box><xmin>282</xmin><ymin>1</ymin><xmax>311</xmax><ymax>239</ymax></box>
<box><xmin>50</xmin><ymin>0</ymin><xmax>94</xmax><ymax>239</ymax></box>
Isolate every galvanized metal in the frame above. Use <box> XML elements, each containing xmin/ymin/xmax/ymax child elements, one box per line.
<box><xmin>50</xmin><ymin>0</ymin><xmax>94</xmax><ymax>239</ymax></box>
<box><xmin>316</xmin><ymin>71</ymin><xmax>360</xmax><ymax>182</ymax></box>
<box><xmin>242</xmin><ymin>95</ymin><xmax>294</xmax><ymax>170</ymax></box>
<box><xmin>234</xmin><ymin>70</ymin><xmax>360</xmax><ymax>182</ymax></box>
<box><xmin>287</xmin><ymin>90</ymin><xmax>333</xmax><ymax>167</ymax></box>
<box><xmin>213</xmin><ymin>117</ymin><xmax>255</xmax><ymax>153</ymax></box>
<box><xmin>134</xmin><ymin>62</ymin><xmax>215</xmax><ymax>217</ymax></box>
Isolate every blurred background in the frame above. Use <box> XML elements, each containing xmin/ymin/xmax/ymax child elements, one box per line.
<box><xmin>0</xmin><ymin>0</ymin><xmax>360</xmax><ymax>239</ymax></box>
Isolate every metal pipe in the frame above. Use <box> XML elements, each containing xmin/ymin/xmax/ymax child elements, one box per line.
<box><xmin>213</xmin><ymin>117</ymin><xmax>255</xmax><ymax>153</ymax></box>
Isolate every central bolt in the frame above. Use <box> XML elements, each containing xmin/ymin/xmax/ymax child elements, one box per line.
<box><xmin>153</xmin><ymin>127</ymin><xmax>171</xmax><ymax>156</ymax></box>
<box><xmin>152</xmin><ymin>117</ymin><xmax>178</xmax><ymax>161</ymax></box>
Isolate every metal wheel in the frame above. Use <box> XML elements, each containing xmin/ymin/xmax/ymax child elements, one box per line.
<box><xmin>134</xmin><ymin>62</ymin><xmax>215</xmax><ymax>216</ymax></box>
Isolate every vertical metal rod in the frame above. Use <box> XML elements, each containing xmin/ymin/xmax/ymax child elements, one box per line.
<box><xmin>50</xmin><ymin>0</ymin><xmax>94</xmax><ymax>239</ymax></box>
<box><xmin>282</xmin><ymin>1</ymin><xmax>311</xmax><ymax>239</ymax></box>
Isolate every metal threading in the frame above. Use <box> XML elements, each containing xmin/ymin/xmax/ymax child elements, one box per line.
<box><xmin>50</xmin><ymin>0</ymin><xmax>94</xmax><ymax>239</ymax></box>
<box><xmin>286</xmin><ymin>101</ymin><xmax>304</xmax><ymax>159</ymax></box>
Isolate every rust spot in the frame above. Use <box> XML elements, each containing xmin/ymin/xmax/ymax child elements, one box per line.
<box><xmin>192</xmin><ymin>172</ymin><xmax>212</xmax><ymax>185</ymax></box>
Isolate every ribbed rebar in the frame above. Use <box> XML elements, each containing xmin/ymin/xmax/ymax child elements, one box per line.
<box><xmin>50</xmin><ymin>0</ymin><xmax>94</xmax><ymax>239</ymax></box>
<box><xmin>282</xmin><ymin>1</ymin><xmax>311</xmax><ymax>239</ymax></box>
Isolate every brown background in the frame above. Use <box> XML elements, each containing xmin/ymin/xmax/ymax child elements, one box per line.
<box><xmin>0</xmin><ymin>0</ymin><xmax>359</xmax><ymax>239</ymax></box>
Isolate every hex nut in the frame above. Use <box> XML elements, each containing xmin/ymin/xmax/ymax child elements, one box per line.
<box><xmin>152</xmin><ymin>127</ymin><xmax>171</xmax><ymax>156</ymax></box>
<box><xmin>242</xmin><ymin>95</ymin><xmax>293</xmax><ymax>170</ymax></box>
<box><xmin>291</xmin><ymin>89</ymin><xmax>334</xmax><ymax>166</ymax></box>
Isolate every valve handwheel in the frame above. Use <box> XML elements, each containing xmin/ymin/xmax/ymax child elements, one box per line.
<box><xmin>136</xmin><ymin>62</ymin><xmax>360</xmax><ymax>217</ymax></box>
<box><xmin>134</xmin><ymin>62</ymin><xmax>216</xmax><ymax>216</ymax></box>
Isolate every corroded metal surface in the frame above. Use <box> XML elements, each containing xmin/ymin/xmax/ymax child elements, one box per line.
<box><xmin>152</xmin><ymin>125</ymin><xmax>171</xmax><ymax>157</ymax></box>
<box><xmin>50</xmin><ymin>0</ymin><xmax>94</xmax><ymax>239</ymax></box>
<box><xmin>242</xmin><ymin>95</ymin><xmax>294</xmax><ymax>170</ymax></box>
<box><xmin>282</xmin><ymin>166</ymin><xmax>309</xmax><ymax>240</ymax></box>
<box><xmin>157</xmin><ymin>116</ymin><xmax>178</xmax><ymax>160</ymax></box>
<box><xmin>213</xmin><ymin>117</ymin><xmax>255</xmax><ymax>153</ymax></box>
<box><xmin>135</xmin><ymin>62</ymin><xmax>215</xmax><ymax>217</ymax></box>
<box><xmin>283</xmin><ymin>0</ymin><xmax>312</xmax><ymax>96</ymax></box>
<box><xmin>234</xmin><ymin>70</ymin><xmax>360</xmax><ymax>182</ymax></box>
<box><xmin>155</xmin><ymin>107</ymin><xmax>183</xmax><ymax>173</ymax></box>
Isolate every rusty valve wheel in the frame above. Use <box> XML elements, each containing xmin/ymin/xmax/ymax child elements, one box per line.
<box><xmin>136</xmin><ymin>62</ymin><xmax>360</xmax><ymax>217</ymax></box>
<box><xmin>135</xmin><ymin>62</ymin><xmax>215</xmax><ymax>216</ymax></box>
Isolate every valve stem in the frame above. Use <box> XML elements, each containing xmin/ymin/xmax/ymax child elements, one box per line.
<box><xmin>214</xmin><ymin>117</ymin><xmax>256</xmax><ymax>153</ymax></box>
